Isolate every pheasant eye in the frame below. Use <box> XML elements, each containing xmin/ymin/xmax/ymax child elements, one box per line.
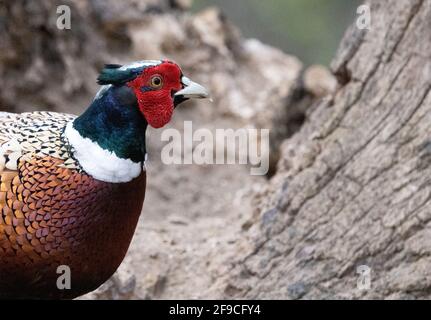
<box><xmin>150</xmin><ymin>75</ymin><xmax>163</xmax><ymax>89</ymax></box>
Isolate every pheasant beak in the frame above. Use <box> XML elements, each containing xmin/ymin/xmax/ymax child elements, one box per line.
<box><xmin>175</xmin><ymin>76</ymin><xmax>210</xmax><ymax>99</ymax></box>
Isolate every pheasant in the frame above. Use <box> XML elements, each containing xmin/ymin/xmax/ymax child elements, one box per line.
<box><xmin>0</xmin><ymin>60</ymin><xmax>209</xmax><ymax>299</ymax></box>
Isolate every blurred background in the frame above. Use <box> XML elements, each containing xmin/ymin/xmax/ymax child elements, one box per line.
<box><xmin>2</xmin><ymin>0</ymin><xmax>426</xmax><ymax>300</ymax></box>
<box><xmin>192</xmin><ymin>0</ymin><xmax>361</xmax><ymax>65</ymax></box>
<box><xmin>0</xmin><ymin>0</ymin><xmax>362</xmax><ymax>299</ymax></box>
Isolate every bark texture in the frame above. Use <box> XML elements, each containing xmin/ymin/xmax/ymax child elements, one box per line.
<box><xmin>221</xmin><ymin>0</ymin><xmax>431</xmax><ymax>299</ymax></box>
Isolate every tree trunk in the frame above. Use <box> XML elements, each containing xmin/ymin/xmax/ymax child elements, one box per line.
<box><xmin>222</xmin><ymin>0</ymin><xmax>431</xmax><ymax>299</ymax></box>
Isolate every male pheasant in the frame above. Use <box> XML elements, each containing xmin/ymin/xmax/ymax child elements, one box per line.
<box><xmin>0</xmin><ymin>60</ymin><xmax>209</xmax><ymax>299</ymax></box>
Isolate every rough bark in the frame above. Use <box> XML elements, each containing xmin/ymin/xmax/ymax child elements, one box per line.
<box><xmin>221</xmin><ymin>0</ymin><xmax>431</xmax><ymax>299</ymax></box>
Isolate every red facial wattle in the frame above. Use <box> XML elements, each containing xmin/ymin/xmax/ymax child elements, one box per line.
<box><xmin>126</xmin><ymin>62</ymin><xmax>183</xmax><ymax>128</ymax></box>
<box><xmin>136</xmin><ymin>90</ymin><xmax>174</xmax><ymax>128</ymax></box>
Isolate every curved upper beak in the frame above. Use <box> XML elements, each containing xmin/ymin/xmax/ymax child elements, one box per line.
<box><xmin>175</xmin><ymin>76</ymin><xmax>210</xmax><ymax>99</ymax></box>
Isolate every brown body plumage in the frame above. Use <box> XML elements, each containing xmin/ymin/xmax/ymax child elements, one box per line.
<box><xmin>0</xmin><ymin>156</ymin><xmax>146</xmax><ymax>298</ymax></box>
<box><xmin>0</xmin><ymin>111</ymin><xmax>146</xmax><ymax>298</ymax></box>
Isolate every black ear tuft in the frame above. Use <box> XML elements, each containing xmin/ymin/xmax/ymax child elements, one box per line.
<box><xmin>97</xmin><ymin>65</ymin><xmax>140</xmax><ymax>85</ymax></box>
<box><xmin>104</xmin><ymin>64</ymin><xmax>123</xmax><ymax>69</ymax></box>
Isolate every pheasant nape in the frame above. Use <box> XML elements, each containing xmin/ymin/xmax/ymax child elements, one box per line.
<box><xmin>0</xmin><ymin>59</ymin><xmax>209</xmax><ymax>299</ymax></box>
